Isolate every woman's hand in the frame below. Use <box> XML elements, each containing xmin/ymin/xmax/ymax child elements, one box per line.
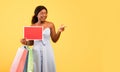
<box><xmin>20</xmin><ymin>38</ymin><xmax>27</xmax><ymax>45</ymax></box>
<box><xmin>58</xmin><ymin>25</ymin><xmax>66</xmax><ymax>32</ymax></box>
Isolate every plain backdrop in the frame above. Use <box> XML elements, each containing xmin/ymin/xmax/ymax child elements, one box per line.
<box><xmin>0</xmin><ymin>0</ymin><xmax>120</xmax><ymax>72</ymax></box>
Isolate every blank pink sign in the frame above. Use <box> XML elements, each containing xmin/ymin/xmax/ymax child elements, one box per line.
<box><xmin>24</xmin><ymin>26</ymin><xmax>43</xmax><ymax>40</ymax></box>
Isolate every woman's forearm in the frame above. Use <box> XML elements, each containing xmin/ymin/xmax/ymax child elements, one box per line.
<box><xmin>52</xmin><ymin>31</ymin><xmax>61</xmax><ymax>43</ymax></box>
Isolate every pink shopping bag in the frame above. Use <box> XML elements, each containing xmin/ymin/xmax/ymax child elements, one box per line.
<box><xmin>10</xmin><ymin>46</ymin><xmax>28</xmax><ymax>72</ymax></box>
<box><xmin>16</xmin><ymin>47</ymin><xmax>28</xmax><ymax>72</ymax></box>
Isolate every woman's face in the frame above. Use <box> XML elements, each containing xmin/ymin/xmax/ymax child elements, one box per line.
<box><xmin>37</xmin><ymin>9</ymin><xmax>47</xmax><ymax>22</ymax></box>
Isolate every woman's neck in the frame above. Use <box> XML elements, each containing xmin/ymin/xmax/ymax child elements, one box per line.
<box><xmin>37</xmin><ymin>20</ymin><xmax>45</xmax><ymax>24</ymax></box>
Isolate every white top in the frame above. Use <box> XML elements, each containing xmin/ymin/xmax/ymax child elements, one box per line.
<box><xmin>32</xmin><ymin>28</ymin><xmax>56</xmax><ymax>72</ymax></box>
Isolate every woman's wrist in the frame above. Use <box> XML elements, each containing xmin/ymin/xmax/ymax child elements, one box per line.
<box><xmin>58</xmin><ymin>29</ymin><xmax>62</xmax><ymax>33</ymax></box>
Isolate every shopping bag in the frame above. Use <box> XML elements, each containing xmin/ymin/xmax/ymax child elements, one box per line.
<box><xmin>23</xmin><ymin>47</ymin><xmax>29</xmax><ymax>72</ymax></box>
<box><xmin>10</xmin><ymin>46</ymin><xmax>28</xmax><ymax>72</ymax></box>
<box><xmin>16</xmin><ymin>46</ymin><xmax>28</xmax><ymax>72</ymax></box>
<box><xmin>27</xmin><ymin>48</ymin><xmax>33</xmax><ymax>72</ymax></box>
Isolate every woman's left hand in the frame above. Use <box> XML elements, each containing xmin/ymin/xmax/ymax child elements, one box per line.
<box><xmin>58</xmin><ymin>25</ymin><xmax>66</xmax><ymax>32</ymax></box>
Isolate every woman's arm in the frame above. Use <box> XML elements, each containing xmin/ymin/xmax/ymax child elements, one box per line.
<box><xmin>50</xmin><ymin>23</ymin><xmax>65</xmax><ymax>43</ymax></box>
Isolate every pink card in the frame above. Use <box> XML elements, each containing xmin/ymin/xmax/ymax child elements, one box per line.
<box><xmin>24</xmin><ymin>26</ymin><xmax>43</xmax><ymax>40</ymax></box>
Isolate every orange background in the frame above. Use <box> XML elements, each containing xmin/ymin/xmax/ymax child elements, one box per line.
<box><xmin>0</xmin><ymin>0</ymin><xmax>120</xmax><ymax>72</ymax></box>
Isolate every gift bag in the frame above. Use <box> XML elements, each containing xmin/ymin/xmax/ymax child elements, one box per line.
<box><xmin>16</xmin><ymin>46</ymin><xmax>28</xmax><ymax>72</ymax></box>
<box><xmin>27</xmin><ymin>48</ymin><xmax>33</xmax><ymax>72</ymax></box>
<box><xmin>10</xmin><ymin>46</ymin><xmax>28</xmax><ymax>72</ymax></box>
<box><xmin>23</xmin><ymin>47</ymin><xmax>29</xmax><ymax>72</ymax></box>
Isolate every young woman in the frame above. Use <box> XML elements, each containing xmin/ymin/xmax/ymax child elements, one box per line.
<box><xmin>21</xmin><ymin>5</ymin><xmax>65</xmax><ymax>72</ymax></box>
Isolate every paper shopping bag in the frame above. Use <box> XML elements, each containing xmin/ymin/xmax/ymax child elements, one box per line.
<box><xmin>27</xmin><ymin>48</ymin><xmax>33</xmax><ymax>72</ymax></box>
<box><xmin>16</xmin><ymin>46</ymin><xmax>28</xmax><ymax>72</ymax></box>
<box><xmin>23</xmin><ymin>47</ymin><xmax>29</xmax><ymax>72</ymax></box>
<box><xmin>10</xmin><ymin>46</ymin><xmax>25</xmax><ymax>72</ymax></box>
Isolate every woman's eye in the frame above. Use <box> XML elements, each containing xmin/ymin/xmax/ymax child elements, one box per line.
<box><xmin>41</xmin><ymin>12</ymin><xmax>47</xmax><ymax>15</ymax></box>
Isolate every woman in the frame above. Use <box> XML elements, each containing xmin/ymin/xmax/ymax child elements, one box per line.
<box><xmin>21</xmin><ymin>5</ymin><xmax>65</xmax><ymax>72</ymax></box>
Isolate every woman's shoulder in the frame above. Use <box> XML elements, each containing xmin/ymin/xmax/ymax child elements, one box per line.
<box><xmin>31</xmin><ymin>24</ymin><xmax>36</xmax><ymax>26</ymax></box>
<box><xmin>46</xmin><ymin>21</ymin><xmax>54</xmax><ymax>24</ymax></box>
<box><xmin>46</xmin><ymin>21</ymin><xmax>55</xmax><ymax>27</ymax></box>
<box><xmin>30</xmin><ymin>23</ymin><xmax>38</xmax><ymax>26</ymax></box>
